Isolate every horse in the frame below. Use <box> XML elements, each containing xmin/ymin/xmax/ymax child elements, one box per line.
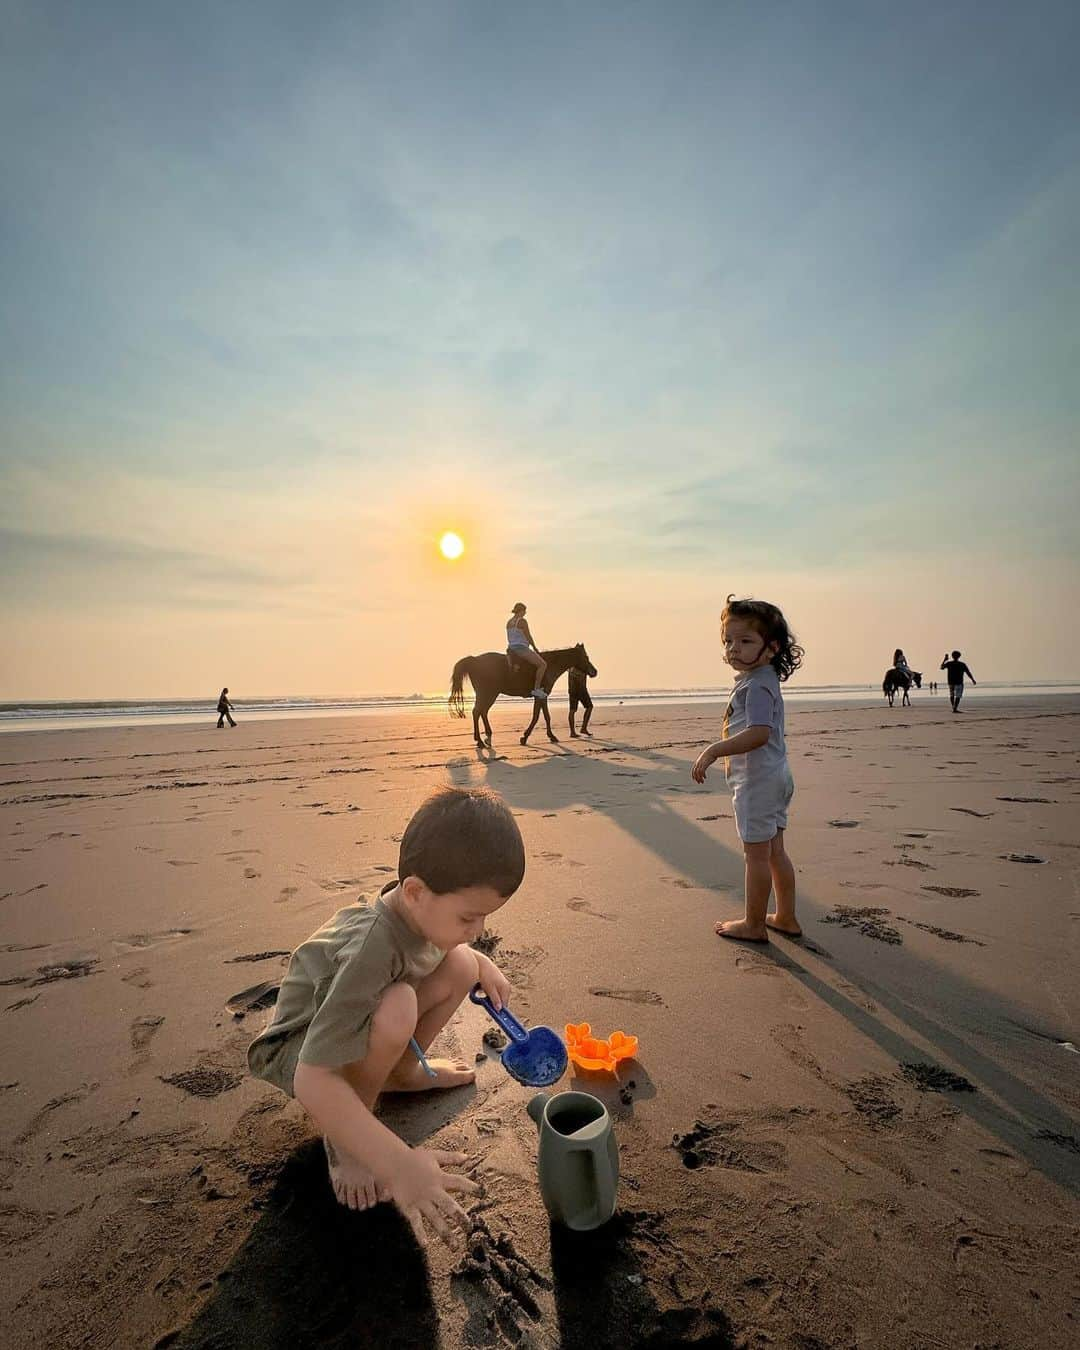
<box><xmin>883</xmin><ymin>666</ymin><xmax>922</xmax><ymax>707</ymax></box>
<box><xmin>449</xmin><ymin>644</ymin><xmax>597</xmax><ymax>747</ymax></box>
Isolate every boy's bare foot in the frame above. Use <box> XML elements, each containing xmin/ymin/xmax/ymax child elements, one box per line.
<box><xmin>715</xmin><ymin>919</ymin><xmax>769</xmax><ymax>942</ymax></box>
<box><xmin>385</xmin><ymin>1056</ymin><xmax>476</xmax><ymax>1093</ymax></box>
<box><xmin>765</xmin><ymin>916</ymin><xmax>802</xmax><ymax>936</ymax></box>
<box><xmin>324</xmin><ymin>1136</ymin><xmax>391</xmax><ymax>1211</ymax></box>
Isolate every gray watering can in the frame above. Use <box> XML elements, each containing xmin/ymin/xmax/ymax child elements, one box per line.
<box><xmin>527</xmin><ymin>1091</ymin><xmax>619</xmax><ymax>1231</ymax></box>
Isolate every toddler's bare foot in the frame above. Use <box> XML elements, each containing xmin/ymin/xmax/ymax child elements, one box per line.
<box><xmin>385</xmin><ymin>1056</ymin><xmax>476</xmax><ymax>1093</ymax></box>
<box><xmin>715</xmin><ymin>919</ymin><xmax>769</xmax><ymax>942</ymax></box>
<box><xmin>766</xmin><ymin>916</ymin><xmax>802</xmax><ymax>936</ymax></box>
<box><xmin>324</xmin><ymin>1136</ymin><xmax>391</xmax><ymax>1211</ymax></box>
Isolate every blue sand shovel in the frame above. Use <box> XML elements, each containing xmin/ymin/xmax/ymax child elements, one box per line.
<box><xmin>469</xmin><ymin>985</ymin><xmax>568</xmax><ymax>1087</ymax></box>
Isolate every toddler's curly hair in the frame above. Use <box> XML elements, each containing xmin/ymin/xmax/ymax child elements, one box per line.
<box><xmin>721</xmin><ymin>595</ymin><xmax>804</xmax><ymax>682</ymax></box>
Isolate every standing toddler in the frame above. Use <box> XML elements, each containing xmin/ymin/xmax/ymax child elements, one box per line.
<box><xmin>691</xmin><ymin>595</ymin><xmax>803</xmax><ymax>941</ymax></box>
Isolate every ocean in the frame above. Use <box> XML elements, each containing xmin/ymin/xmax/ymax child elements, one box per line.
<box><xmin>2</xmin><ymin>683</ymin><xmax>1077</xmax><ymax>733</ymax></box>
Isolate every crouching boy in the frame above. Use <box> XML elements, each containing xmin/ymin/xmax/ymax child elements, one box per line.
<box><xmin>247</xmin><ymin>786</ymin><xmax>523</xmax><ymax>1247</ymax></box>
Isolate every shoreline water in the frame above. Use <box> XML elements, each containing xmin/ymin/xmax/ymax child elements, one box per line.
<box><xmin>3</xmin><ymin>680</ymin><xmax>1078</xmax><ymax>733</ymax></box>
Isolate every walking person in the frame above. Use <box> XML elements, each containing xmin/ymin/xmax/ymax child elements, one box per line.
<box><xmin>217</xmin><ymin>687</ymin><xmax>237</xmax><ymax>728</ymax></box>
<box><xmin>567</xmin><ymin>665</ymin><xmax>593</xmax><ymax>738</ymax></box>
<box><xmin>940</xmin><ymin>651</ymin><xmax>976</xmax><ymax>713</ymax></box>
<box><xmin>505</xmin><ymin>604</ymin><xmax>548</xmax><ymax>699</ymax></box>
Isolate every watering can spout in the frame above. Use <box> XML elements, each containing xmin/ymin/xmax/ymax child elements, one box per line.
<box><xmin>527</xmin><ymin>1093</ymin><xmax>548</xmax><ymax>1128</ymax></box>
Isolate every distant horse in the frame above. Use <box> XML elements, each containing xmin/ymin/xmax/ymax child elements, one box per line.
<box><xmin>883</xmin><ymin>667</ymin><xmax>922</xmax><ymax>707</ymax></box>
<box><xmin>449</xmin><ymin>644</ymin><xmax>597</xmax><ymax>747</ymax></box>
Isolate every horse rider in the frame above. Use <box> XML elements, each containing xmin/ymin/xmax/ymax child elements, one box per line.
<box><xmin>506</xmin><ymin>603</ymin><xmax>548</xmax><ymax>699</ymax></box>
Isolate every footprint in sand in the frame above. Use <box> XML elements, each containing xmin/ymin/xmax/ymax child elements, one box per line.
<box><xmin>950</xmin><ymin>808</ymin><xmax>994</xmax><ymax>818</ymax></box>
<box><xmin>225</xmin><ymin>951</ymin><xmax>290</xmax><ymax>964</ymax></box>
<box><xmin>243</xmin><ymin>867</ymin><xmax>259</xmax><ymax>880</ymax></box>
<box><xmin>161</xmin><ymin>1066</ymin><xmax>242</xmax><ymax>1098</ymax></box>
<box><xmin>922</xmin><ymin>885</ymin><xmax>980</xmax><ymax>898</ymax></box>
<box><xmin>114</xmin><ymin>929</ymin><xmax>192</xmax><ymax>952</ymax></box>
<box><xmin>277</xmin><ymin>886</ymin><xmax>298</xmax><ymax>903</ymax></box>
<box><xmin>225</xmin><ymin>981</ymin><xmax>280</xmax><ymax>1014</ymax></box>
<box><xmin>672</xmin><ymin>1117</ymin><xmax>787</xmax><ymax>1173</ymax></box>
<box><xmin>1000</xmin><ymin>853</ymin><xmax>1047</xmax><ymax>864</ymax></box>
<box><xmin>566</xmin><ymin>897</ymin><xmax>614</xmax><ymax>922</ymax></box>
<box><xmin>997</xmin><ymin>796</ymin><xmax>1053</xmax><ymax>804</ymax></box>
<box><xmin>828</xmin><ymin>820</ymin><xmax>861</xmax><ymax>828</ymax></box>
<box><xmin>130</xmin><ymin>1015</ymin><xmax>165</xmax><ymax>1054</ymax></box>
<box><xmin>167</xmin><ymin>860</ymin><xmax>199</xmax><ymax>867</ymax></box>
<box><xmin>697</xmin><ymin>814</ymin><xmax>730</xmax><ymax>821</ymax></box>
<box><xmin>122</xmin><ymin>967</ymin><xmax>152</xmax><ymax>989</ymax></box>
<box><xmin>589</xmin><ymin>987</ymin><xmax>664</xmax><ymax>1006</ymax></box>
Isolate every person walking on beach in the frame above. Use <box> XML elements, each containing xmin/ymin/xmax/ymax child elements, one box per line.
<box><xmin>217</xmin><ymin>687</ymin><xmax>236</xmax><ymax>728</ymax></box>
<box><xmin>248</xmin><ymin>786</ymin><xmax>520</xmax><ymax>1247</ymax></box>
<box><xmin>691</xmin><ymin>595</ymin><xmax>804</xmax><ymax>942</ymax></box>
<box><xmin>567</xmin><ymin>664</ymin><xmax>593</xmax><ymax>738</ymax></box>
<box><xmin>940</xmin><ymin>650</ymin><xmax>976</xmax><ymax>713</ymax></box>
<box><xmin>506</xmin><ymin>603</ymin><xmax>548</xmax><ymax>699</ymax></box>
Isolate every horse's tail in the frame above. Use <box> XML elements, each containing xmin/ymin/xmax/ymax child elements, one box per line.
<box><xmin>449</xmin><ymin>657</ymin><xmax>472</xmax><ymax>718</ymax></box>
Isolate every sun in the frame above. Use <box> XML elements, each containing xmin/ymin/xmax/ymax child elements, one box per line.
<box><xmin>439</xmin><ymin>530</ymin><xmax>465</xmax><ymax>561</ymax></box>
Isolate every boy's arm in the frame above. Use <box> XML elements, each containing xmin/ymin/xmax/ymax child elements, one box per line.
<box><xmin>294</xmin><ymin>1062</ymin><xmax>478</xmax><ymax>1247</ymax></box>
<box><xmin>940</xmin><ymin>657</ymin><xmax>949</xmax><ymax>670</ymax></box>
<box><xmin>691</xmin><ymin>726</ymin><xmax>769</xmax><ymax>782</ymax></box>
<box><xmin>474</xmin><ymin>950</ymin><xmax>511</xmax><ymax>1010</ymax></box>
<box><xmin>964</xmin><ymin>665</ymin><xmax>976</xmax><ymax>683</ymax></box>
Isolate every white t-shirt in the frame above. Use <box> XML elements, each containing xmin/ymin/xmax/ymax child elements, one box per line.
<box><xmin>722</xmin><ymin>664</ymin><xmax>788</xmax><ymax>786</ymax></box>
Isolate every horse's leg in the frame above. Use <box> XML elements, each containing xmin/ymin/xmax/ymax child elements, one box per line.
<box><xmin>471</xmin><ymin>699</ymin><xmax>483</xmax><ymax>747</ymax></box>
<box><xmin>542</xmin><ymin>698</ymin><xmax>558</xmax><ymax>743</ymax></box>
<box><xmin>520</xmin><ymin>699</ymin><xmax>541</xmax><ymax>745</ymax></box>
<box><xmin>480</xmin><ymin>696</ymin><xmax>495</xmax><ymax>747</ymax></box>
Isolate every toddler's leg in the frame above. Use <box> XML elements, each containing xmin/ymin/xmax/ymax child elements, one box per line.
<box><xmin>385</xmin><ymin>944</ymin><xmax>479</xmax><ymax>1093</ymax></box>
<box><xmin>716</xmin><ymin>840</ymin><xmax>771</xmax><ymax>941</ymax></box>
<box><xmin>765</xmin><ymin>828</ymin><xmax>800</xmax><ymax>935</ymax></box>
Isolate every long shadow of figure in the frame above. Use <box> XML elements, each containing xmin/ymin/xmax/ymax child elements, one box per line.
<box><xmin>171</xmin><ymin>1139</ymin><xmax>437</xmax><ymax>1350</ymax></box>
<box><xmin>447</xmin><ymin>737</ymin><xmax>1080</xmax><ymax>1193</ymax></box>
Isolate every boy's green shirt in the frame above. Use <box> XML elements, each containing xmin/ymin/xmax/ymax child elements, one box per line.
<box><xmin>247</xmin><ymin>881</ymin><xmax>445</xmax><ymax>1096</ymax></box>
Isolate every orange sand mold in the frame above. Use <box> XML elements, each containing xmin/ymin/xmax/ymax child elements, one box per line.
<box><xmin>565</xmin><ymin>1021</ymin><xmax>638</xmax><ymax>1073</ymax></box>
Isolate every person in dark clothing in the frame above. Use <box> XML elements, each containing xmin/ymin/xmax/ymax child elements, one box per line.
<box><xmin>217</xmin><ymin>687</ymin><xmax>237</xmax><ymax>728</ymax></box>
<box><xmin>567</xmin><ymin>666</ymin><xmax>593</xmax><ymax>738</ymax></box>
<box><xmin>940</xmin><ymin>652</ymin><xmax>976</xmax><ymax>713</ymax></box>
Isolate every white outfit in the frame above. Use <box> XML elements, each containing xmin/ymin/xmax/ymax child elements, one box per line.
<box><xmin>722</xmin><ymin>665</ymin><xmax>794</xmax><ymax>843</ymax></box>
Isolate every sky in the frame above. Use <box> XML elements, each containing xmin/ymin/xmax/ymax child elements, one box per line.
<box><xmin>2</xmin><ymin>0</ymin><xmax>1078</xmax><ymax>699</ymax></box>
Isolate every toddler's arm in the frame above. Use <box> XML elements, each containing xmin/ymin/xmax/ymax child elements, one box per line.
<box><xmin>474</xmin><ymin>951</ymin><xmax>511</xmax><ymax>1011</ymax></box>
<box><xmin>691</xmin><ymin>726</ymin><xmax>770</xmax><ymax>783</ymax></box>
<box><xmin>294</xmin><ymin>1062</ymin><xmax>478</xmax><ymax>1247</ymax></box>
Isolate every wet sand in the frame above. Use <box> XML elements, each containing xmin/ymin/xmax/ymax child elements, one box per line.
<box><xmin>1</xmin><ymin>694</ymin><xmax>1078</xmax><ymax>1348</ymax></box>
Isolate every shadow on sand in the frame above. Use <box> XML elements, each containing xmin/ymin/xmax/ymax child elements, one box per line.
<box><xmin>168</xmin><ymin>1140</ymin><xmax>436</xmax><ymax>1350</ymax></box>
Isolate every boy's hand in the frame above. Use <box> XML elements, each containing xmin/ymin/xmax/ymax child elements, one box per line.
<box><xmin>475</xmin><ymin>953</ymin><xmax>511</xmax><ymax>1011</ymax></box>
<box><xmin>691</xmin><ymin>746</ymin><xmax>718</xmax><ymax>784</ymax></box>
<box><xmin>394</xmin><ymin>1147</ymin><xmax>480</xmax><ymax>1249</ymax></box>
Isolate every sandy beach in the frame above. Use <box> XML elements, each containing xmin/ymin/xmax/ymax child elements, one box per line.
<box><xmin>1</xmin><ymin>694</ymin><xmax>1078</xmax><ymax>1349</ymax></box>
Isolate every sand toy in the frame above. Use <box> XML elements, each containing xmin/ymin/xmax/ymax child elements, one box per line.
<box><xmin>470</xmin><ymin>986</ymin><xmax>568</xmax><ymax>1086</ymax></box>
<box><xmin>565</xmin><ymin>1022</ymin><xmax>638</xmax><ymax>1074</ymax></box>
<box><xmin>527</xmin><ymin>1090</ymin><xmax>619</xmax><ymax>1230</ymax></box>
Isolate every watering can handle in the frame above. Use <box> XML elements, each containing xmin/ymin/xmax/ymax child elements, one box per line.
<box><xmin>573</xmin><ymin>1140</ymin><xmax>617</xmax><ymax>1226</ymax></box>
<box><xmin>469</xmin><ymin>984</ymin><xmax>529</xmax><ymax>1043</ymax></box>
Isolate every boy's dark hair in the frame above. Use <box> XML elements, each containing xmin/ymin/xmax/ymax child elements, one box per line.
<box><xmin>398</xmin><ymin>786</ymin><xmax>525</xmax><ymax>897</ymax></box>
<box><xmin>721</xmin><ymin>594</ymin><xmax>805</xmax><ymax>683</ymax></box>
<box><xmin>951</xmin><ymin>650</ymin><xmax>961</xmax><ymax>659</ymax></box>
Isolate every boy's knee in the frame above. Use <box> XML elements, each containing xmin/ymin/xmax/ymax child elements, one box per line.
<box><xmin>441</xmin><ymin>943</ymin><xmax>480</xmax><ymax>992</ymax></box>
<box><xmin>743</xmin><ymin>840</ymin><xmax>771</xmax><ymax>862</ymax></box>
<box><xmin>371</xmin><ymin>982</ymin><xmax>417</xmax><ymax>1046</ymax></box>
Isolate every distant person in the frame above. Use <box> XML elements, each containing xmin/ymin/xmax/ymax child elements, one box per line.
<box><xmin>505</xmin><ymin>603</ymin><xmax>547</xmax><ymax>699</ymax></box>
<box><xmin>217</xmin><ymin>687</ymin><xmax>236</xmax><ymax>728</ymax></box>
<box><xmin>248</xmin><ymin>786</ymin><xmax>521</xmax><ymax>1245</ymax></box>
<box><xmin>940</xmin><ymin>651</ymin><xmax>976</xmax><ymax>713</ymax></box>
<box><xmin>691</xmin><ymin>595</ymin><xmax>804</xmax><ymax>943</ymax></box>
<box><xmin>567</xmin><ymin>665</ymin><xmax>593</xmax><ymax>738</ymax></box>
<box><xmin>893</xmin><ymin>648</ymin><xmax>911</xmax><ymax>673</ymax></box>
